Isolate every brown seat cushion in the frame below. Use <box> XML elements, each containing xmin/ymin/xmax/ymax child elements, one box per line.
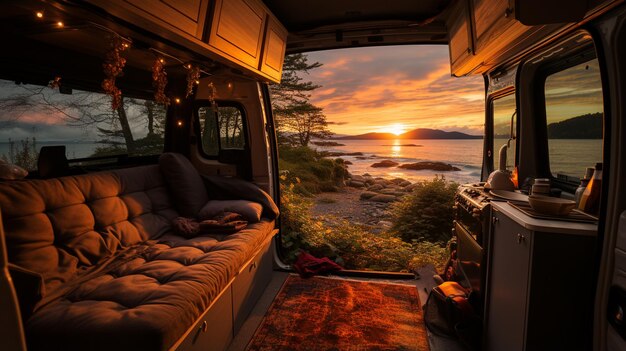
<box><xmin>24</xmin><ymin>220</ymin><xmax>275</xmax><ymax>351</ymax></box>
<box><xmin>0</xmin><ymin>165</ymin><xmax>177</xmax><ymax>295</ymax></box>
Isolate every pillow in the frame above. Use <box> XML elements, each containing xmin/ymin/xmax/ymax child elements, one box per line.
<box><xmin>198</xmin><ymin>200</ymin><xmax>263</xmax><ymax>222</ymax></box>
<box><xmin>0</xmin><ymin>159</ymin><xmax>28</xmax><ymax>180</ymax></box>
<box><xmin>8</xmin><ymin>263</ymin><xmax>45</xmax><ymax>321</ymax></box>
<box><xmin>159</xmin><ymin>153</ymin><xmax>209</xmax><ymax>217</ymax></box>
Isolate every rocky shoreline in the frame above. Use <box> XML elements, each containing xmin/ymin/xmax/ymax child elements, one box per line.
<box><xmin>310</xmin><ymin>152</ymin><xmax>461</xmax><ymax>232</ymax></box>
<box><xmin>311</xmin><ymin>172</ymin><xmax>420</xmax><ymax>233</ymax></box>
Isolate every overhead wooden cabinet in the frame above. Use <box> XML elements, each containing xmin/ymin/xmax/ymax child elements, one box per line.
<box><xmin>447</xmin><ymin>0</ymin><xmax>620</xmax><ymax>76</ymax></box>
<box><xmin>85</xmin><ymin>0</ymin><xmax>288</xmax><ymax>83</ymax></box>
<box><xmin>448</xmin><ymin>0</ymin><xmax>473</xmax><ymax>73</ymax></box>
<box><xmin>259</xmin><ymin>17</ymin><xmax>288</xmax><ymax>81</ymax></box>
<box><xmin>207</xmin><ymin>0</ymin><xmax>267</xmax><ymax>70</ymax></box>
<box><xmin>89</xmin><ymin>0</ymin><xmax>209</xmax><ymax>38</ymax></box>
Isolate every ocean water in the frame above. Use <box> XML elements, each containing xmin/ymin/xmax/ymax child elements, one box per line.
<box><xmin>313</xmin><ymin>139</ymin><xmax>603</xmax><ymax>184</ymax></box>
<box><xmin>0</xmin><ymin>142</ymin><xmax>100</xmax><ymax>161</ymax></box>
<box><xmin>1</xmin><ymin>139</ymin><xmax>602</xmax><ymax>183</ymax></box>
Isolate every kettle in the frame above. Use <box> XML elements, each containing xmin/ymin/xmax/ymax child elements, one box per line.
<box><xmin>485</xmin><ymin>143</ymin><xmax>515</xmax><ymax>191</ymax></box>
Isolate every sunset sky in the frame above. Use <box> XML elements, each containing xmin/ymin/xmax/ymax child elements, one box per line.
<box><xmin>0</xmin><ymin>45</ymin><xmax>603</xmax><ymax>142</ymax></box>
<box><xmin>305</xmin><ymin>45</ymin><xmax>485</xmax><ymax>136</ymax></box>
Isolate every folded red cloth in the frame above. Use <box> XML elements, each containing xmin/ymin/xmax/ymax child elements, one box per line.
<box><xmin>293</xmin><ymin>251</ymin><xmax>343</xmax><ymax>278</ymax></box>
<box><xmin>173</xmin><ymin>212</ymin><xmax>248</xmax><ymax>238</ymax></box>
<box><xmin>172</xmin><ymin>217</ymin><xmax>200</xmax><ymax>238</ymax></box>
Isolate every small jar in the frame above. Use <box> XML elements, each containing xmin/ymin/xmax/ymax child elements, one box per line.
<box><xmin>531</xmin><ymin>178</ymin><xmax>550</xmax><ymax>196</ymax></box>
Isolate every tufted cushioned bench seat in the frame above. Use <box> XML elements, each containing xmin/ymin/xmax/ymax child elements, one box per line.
<box><xmin>0</xmin><ymin>163</ymin><xmax>277</xmax><ymax>351</ymax></box>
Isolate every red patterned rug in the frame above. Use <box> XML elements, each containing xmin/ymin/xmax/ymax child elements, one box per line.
<box><xmin>246</xmin><ymin>275</ymin><xmax>430</xmax><ymax>351</ymax></box>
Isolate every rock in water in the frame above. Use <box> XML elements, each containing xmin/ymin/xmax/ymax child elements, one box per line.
<box><xmin>398</xmin><ymin>161</ymin><xmax>461</xmax><ymax>171</ymax></box>
<box><xmin>370</xmin><ymin>160</ymin><xmax>399</xmax><ymax>168</ymax></box>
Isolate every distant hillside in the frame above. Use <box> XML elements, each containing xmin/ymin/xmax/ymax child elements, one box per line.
<box><xmin>335</xmin><ymin>132</ymin><xmax>397</xmax><ymax>140</ymax></box>
<box><xmin>547</xmin><ymin>113</ymin><xmax>602</xmax><ymax>139</ymax></box>
<box><xmin>336</xmin><ymin>128</ymin><xmax>482</xmax><ymax>140</ymax></box>
<box><xmin>402</xmin><ymin>128</ymin><xmax>482</xmax><ymax>139</ymax></box>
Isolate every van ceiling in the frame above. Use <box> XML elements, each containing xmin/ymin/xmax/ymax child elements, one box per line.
<box><xmin>262</xmin><ymin>0</ymin><xmax>450</xmax><ymax>53</ymax></box>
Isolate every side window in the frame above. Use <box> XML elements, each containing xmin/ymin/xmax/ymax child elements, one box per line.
<box><xmin>198</xmin><ymin>104</ymin><xmax>246</xmax><ymax>157</ymax></box>
<box><xmin>0</xmin><ymin>79</ymin><xmax>165</xmax><ymax>170</ymax></box>
<box><xmin>544</xmin><ymin>59</ymin><xmax>603</xmax><ymax>181</ymax></box>
<box><xmin>492</xmin><ymin>93</ymin><xmax>517</xmax><ymax>171</ymax></box>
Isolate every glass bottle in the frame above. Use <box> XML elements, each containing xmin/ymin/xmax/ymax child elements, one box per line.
<box><xmin>575</xmin><ymin>167</ymin><xmax>594</xmax><ymax>207</ymax></box>
<box><xmin>579</xmin><ymin>163</ymin><xmax>602</xmax><ymax>215</ymax></box>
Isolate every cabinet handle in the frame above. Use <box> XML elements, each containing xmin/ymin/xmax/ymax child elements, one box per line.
<box><xmin>492</xmin><ymin>216</ymin><xmax>499</xmax><ymax>225</ymax></box>
<box><xmin>517</xmin><ymin>233</ymin><xmax>526</xmax><ymax>244</ymax></box>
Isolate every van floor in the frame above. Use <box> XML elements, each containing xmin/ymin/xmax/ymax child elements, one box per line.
<box><xmin>228</xmin><ymin>266</ymin><xmax>465</xmax><ymax>351</ymax></box>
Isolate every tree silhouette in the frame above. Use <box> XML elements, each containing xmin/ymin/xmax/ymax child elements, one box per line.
<box><xmin>270</xmin><ymin>53</ymin><xmax>331</xmax><ymax>146</ymax></box>
<box><xmin>0</xmin><ymin>79</ymin><xmax>166</xmax><ymax>160</ymax></box>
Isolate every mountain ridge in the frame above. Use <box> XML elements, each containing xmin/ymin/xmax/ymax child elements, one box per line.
<box><xmin>335</xmin><ymin>128</ymin><xmax>482</xmax><ymax>140</ymax></box>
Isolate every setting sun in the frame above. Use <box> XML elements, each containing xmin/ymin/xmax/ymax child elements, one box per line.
<box><xmin>383</xmin><ymin>123</ymin><xmax>407</xmax><ymax>136</ymax></box>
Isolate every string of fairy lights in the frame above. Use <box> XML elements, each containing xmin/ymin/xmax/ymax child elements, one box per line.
<box><xmin>33</xmin><ymin>9</ymin><xmax>216</xmax><ymax>110</ymax></box>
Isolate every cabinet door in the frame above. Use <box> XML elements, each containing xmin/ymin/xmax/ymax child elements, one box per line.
<box><xmin>259</xmin><ymin>17</ymin><xmax>287</xmax><ymax>81</ymax></box>
<box><xmin>472</xmin><ymin>0</ymin><xmax>514</xmax><ymax>50</ymax></box>
<box><xmin>100</xmin><ymin>0</ymin><xmax>209</xmax><ymax>38</ymax></box>
<box><xmin>486</xmin><ymin>209</ymin><xmax>532</xmax><ymax>351</ymax></box>
<box><xmin>447</xmin><ymin>0</ymin><xmax>473</xmax><ymax>73</ymax></box>
<box><xmin>208</xmin><ymin>0</ymin><xmax>267</xmax><ymax>69</ymax></box>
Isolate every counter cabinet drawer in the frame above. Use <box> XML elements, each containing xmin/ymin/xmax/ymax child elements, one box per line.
<box><xmin>232</xmin><ymin>240</ymin><xmax>274</xmax><ymax>334</ymax></box>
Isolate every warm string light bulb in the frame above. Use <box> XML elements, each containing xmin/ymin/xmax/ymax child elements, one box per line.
<box><xmin>175</xmin><ymin>98</ymin><xmax>181</xmax><ymax>104</ymax></box>
<box><xmin>159</xmin><ymin>58</ymin><xmax>165</xmax><ymax>63</ymax></box>
<box><xmin>36</xmin><ymin>12</ymin><xmax>44</xmax><ymax>19</ymax></box>
<box><xmin>177</xmin><ymin>120</ymin><xmax>183</xmax><ymax>127</ymax></box>
<box><xmin>56</xmin><ymin>21</ymin><xmax>64</xmax><ymax>28</ymax></box>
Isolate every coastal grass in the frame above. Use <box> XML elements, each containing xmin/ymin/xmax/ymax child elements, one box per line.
<box><xmin>278</xmin><ymin>145</ymin><xmax>347</xmax><ymax>195</ymax></box>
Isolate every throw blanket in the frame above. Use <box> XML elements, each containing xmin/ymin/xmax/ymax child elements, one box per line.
<box><xmin>173</xmin><ymin>212</ymin><xmax>248</xmax><ymax>238</ymax></box>
<box><xmin>202</xmin><ymin>175</ymin><xmax>280</xmax><ymax>220</ymax></box>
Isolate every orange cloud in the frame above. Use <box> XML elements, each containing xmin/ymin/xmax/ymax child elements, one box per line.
<box><xmin>305</xmin><ymin>46</ymin><xmax>485</xmax><ymax>135</ymax></box>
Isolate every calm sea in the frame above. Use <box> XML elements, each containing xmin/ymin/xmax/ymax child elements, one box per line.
<box><xmin>0</xmin><ymin>142</ymin><xmax>99</xmax><ymax>161</ymax></box>
<box><xmin>1</xmin><ymin>139</ymin><xmax>602</xmax><ymax>183</ymax></box>
<box><xmin>313</xmin><ymin>139</ymin><xmax>602</xmax><ymax>184</ymax></box>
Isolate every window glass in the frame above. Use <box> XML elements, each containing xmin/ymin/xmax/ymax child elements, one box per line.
<box><xmin>0</xmin><ymin>79</ymin><xmax>165</xmax><ymax>170</ymax></box>
<box><xmin>198</xmin><ymin>105</ymin><xmax>246</xmax><ymax>156</ymax></box>
<box><xmin>493</xmin><ymin>94</ymin><xmax>516</xmax><ymax>171</ymax></box>
<box><xmin>544</xmin><ymin>59</ymin><xmax>603</xmax><ymax>180</ymax></box>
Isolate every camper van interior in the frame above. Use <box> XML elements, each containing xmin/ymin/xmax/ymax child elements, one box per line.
<box><xmin>1</xmin><ymin>0</ymin><xmax>625</xmax><ymax>350</ymax></box>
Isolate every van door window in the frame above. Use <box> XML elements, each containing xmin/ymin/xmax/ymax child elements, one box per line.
<box><xmin>198</xmin><ymin>104</ymin><xmax>247</xmax><ymax>157</ymax></box>
<box><xmin>492</xmin><ymin>93</ymin><xmax>516</xmax><ymax>171</ymax></box>
<box><xmin>544</xmin><ymin>59</ymin><xmax>603</xmax><ymax>181</ymax></box>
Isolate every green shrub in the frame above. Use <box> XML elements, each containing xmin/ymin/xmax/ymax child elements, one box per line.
<box><xmin>278</xmin><ymin>178</ymin><xmax>325</xmax><ymax>262</ymax></box>
<box><xmin>1</xmin><ymin>137</ymin><xmax>38</xmax><ymax>170</ymax></box>
<box><xmin>278</xmin><ymin>145</ymin><xmax>346</xmax><ymax>194</ymax></box>
<box><xmin>390</xmin><ymin>177</ymin><xmax>458</xmax><ymax>243</ymax></box>
<box><xmin>408</xmin><ymin>241</ymin><xmax>449</xmax><ymax>272</ymax></box>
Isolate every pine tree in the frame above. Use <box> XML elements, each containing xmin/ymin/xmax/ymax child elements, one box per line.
<box><xmin>270</xmin><ymin>53</ymin><xmax>331</xmax><ymax>146</ymax></box>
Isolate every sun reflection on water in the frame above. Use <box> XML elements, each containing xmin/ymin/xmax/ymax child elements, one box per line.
<box><xmin>390</xmin><ymin>140</ymin><xmax>402</xmax><ymax>157</ymax></box>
